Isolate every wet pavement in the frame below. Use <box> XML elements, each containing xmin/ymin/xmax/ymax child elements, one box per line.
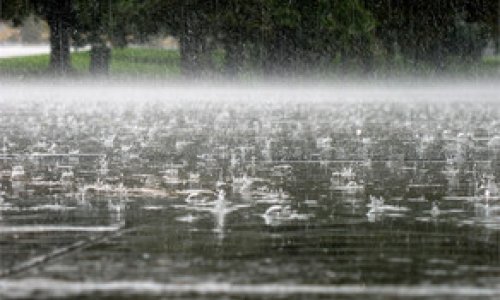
<box><xmin>1</xmin><ymin>84</ymin><xmax>500</xmax><ymax>299</ymax></box>
<box><xmin>1</xmin><ymin>193</ymin><xmax>499</xmax><ymax>299</ymax></box>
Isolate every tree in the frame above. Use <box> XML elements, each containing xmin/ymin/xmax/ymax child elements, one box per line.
<box><xmin>0</xmin><ymin>0</ymin><xmax>31</xmax><ymax>26</ymax></box>
<box><xmin>1</xmin><ymin>0</ymin><xmax>75</xmax><ymax>74</ymax></box>
<box><xmin>73</xmin><ymin>0</ymin><xmax>112</xmax><ymax>74</ymax></box>
<box><xmin>215</xmin><ymin>0</ymin><xmax>262</xmax><ymax>75</ymax></box>
<box><xmin>365</xmin><ymin>0</ymin><xmax>494</xmax><ymax>69</ymax></box>
<box><xmin>178</xmin><ymin>1</ymin><xmax>214</xmax><ymax>76</ymax></box>
<box><xmin>129</xmin><ymin>0</ymin><xmax>218</xmax><ymax>77</ymax></box>
<box><xmin>213</xmin><ymin>0</ymin><xmax>376</xmax><ymax>76</ymax></box>
<box><xmin>32</xmin><ymin>0</ymin><xmax>75</xmax><ymax>74</ymax></box>
<box><xmin>1</xmin><ymin>1</ymin><xmax>76</xmax><ymax>74</ymax></box>
<box><xmin>73</xmin><ymin>0</ymin><xmax>161</xmax><ymax>75</ymax></box>
<box><xmin>478</xmin><ymin>0</ymin><xmax>500</xmax><ymax>55</ymax></box>
<box><xmin>3</xmin><ymin>0</ymin><xmax>144</xmax><ymax>75</ymax></box>
<box><xmin>1</xmin><ymin>1</ymin><xmax>71</xmax><ymax>73</ymax></box>
<box><xmin>3</xmin><ymin>0</ymin><xmax>496</xmax><ymax>76</ymax></box>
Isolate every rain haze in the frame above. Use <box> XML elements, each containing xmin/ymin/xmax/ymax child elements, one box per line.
<box><xmin>1</xmin><ymin>1</ymin><xmax>500</xmax><ymax>300</ymax></box>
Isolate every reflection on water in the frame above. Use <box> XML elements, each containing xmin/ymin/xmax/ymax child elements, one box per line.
<box><xmin>0</xmin><ymin>191</ymin><xmax>499</xmax><ymax>299</ymax></box>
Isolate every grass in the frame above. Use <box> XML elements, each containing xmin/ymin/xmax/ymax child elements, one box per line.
<box><xmin>0</xmin><ymin>47</ymin><xmax>181</xmax><ymax>78</ymax></box>
<box><xmin>111</xmin><ymin>48</ymin><xmax>180</xmax><ymax>77</ymax></box>
<box><xmin>0</xmin><ymin>46</ymin><xmax>498</xmax><ymax>79</ymax></box>
<box><xmin>481</xmin><ymin>55</ymin><xmax>500</xmax><ymax>73</ymax></box>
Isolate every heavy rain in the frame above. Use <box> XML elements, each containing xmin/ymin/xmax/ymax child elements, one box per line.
<box><xmin>1</xmin><ymin>1</ymin><xmax>500</xmax><ymax>300</ymax></box>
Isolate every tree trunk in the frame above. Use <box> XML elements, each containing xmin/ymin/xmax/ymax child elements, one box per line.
<box><xmin>494</xmin><ymin>1</ymin><xmax>500</xmax><ymax>55</ymax></box>
<box><xmin>261</xmin><ymin>33</ymin><xmax>282</xmax><ymax>76</ymax></box>
<box><xmin>90</xmin><ymin>39</ymin><xmax>111</xmax><ymax>75</ymax></box>
<box><xmin>224</xmin><ymin>33</ymin><xmax>243</xmax><ymax>77</ymax></box>
<box><xmin>179</xmin><ymin>32</ymin><xmax>197</xmax><ymax>77</ymax></box>
<box><xmin>496</xmin><ymin>4</ymin><xmax>500</xmax><ymax>55</ymax></box>
<box><xmin>179</xmin><ymin>2</ymin><xmax>216</xmax><ymax>77</ymax></box>
<box><xmin>180</xmin><ymin>5</ymin><xmax>202</xmax><ymax>77</ymax></box>
<box><xmin>46</xmin><ymin>2</ymin><xmax>72</xmax><ymax>74</ymax></box>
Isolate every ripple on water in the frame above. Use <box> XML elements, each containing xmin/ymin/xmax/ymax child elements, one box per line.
<box><xmin>176</xmin><ymin>214</ymin><xmax>199</xmax><ymax>223</ymax></box>
<box><xmin>1</xmin><ymin>279</ymin><xmax>500</xmax><ymax>299</ymax></box>
<box><xmin>142</xmin><ymin>206</ymin><xmax>165</xmax><ymax>211</ymax></box>
<box><xmin>427</xmin><ymin>258</ymin><xmax>455</xmax><ymax>265</ymax></box>
<box><xmin>386</xmin><ymin>257</ymin><xmax>412</xmax><ymax>264</ymax></box>
<box><xmin>0</xmin><ymin>204</ymin><xmax>76</xmax><ymax>212</ymax></box>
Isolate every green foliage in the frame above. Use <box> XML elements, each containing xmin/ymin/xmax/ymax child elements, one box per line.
<box><xmin>2</xmin><ymin>0</ymin><xmax>498</xmax><ymax>76</ymax></box>
<box><xmin>208</xmin><ymin>0</ymin><xmax>377</xmax><ymax>74</ymax></box>
<box><xmin>366</xmin><ymin>0</ymin><xmax>496</xmax><ymax>68</ymax></box>
<box><xmin>72</xmin><ymin>0</ymin><xmax>157</xmax><ymax>47</ymax></box>
<box><xmin>0</xmin><ymin>0</ymin><xmax>31</xmax><ymax>25</ymax></box>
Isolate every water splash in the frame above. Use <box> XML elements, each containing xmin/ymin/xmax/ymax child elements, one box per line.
<box><xmin>0</xmin><ymin>225</ymin><xmax>121</xmax><ymax>233</ymax></box>
<box><xmin>214</xmin><ymin>189</ymin><xmax>226</xmax><ymax>235</ymax></box>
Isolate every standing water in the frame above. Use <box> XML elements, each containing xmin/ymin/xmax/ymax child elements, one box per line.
<box><xmin>0</xmin><ymin>82</ymin><xmax>499</xmax><ymax>299</ymax></box>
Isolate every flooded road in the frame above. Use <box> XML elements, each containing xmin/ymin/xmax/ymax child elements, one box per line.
<box><xmin>0</xmin><ymin>83</ymin><xmax>500</xmax><ymax>299</ymax></box>
<box><xmin>1</xmin><ymin>192</ymin><xmax>499</xmax><ymax>299</ymax></box>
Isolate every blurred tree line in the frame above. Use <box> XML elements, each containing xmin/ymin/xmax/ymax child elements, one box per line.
<box><xmin>1</xmin><ymin>0</ymin><xmax>498</xmax><ymax>76</ymax></box>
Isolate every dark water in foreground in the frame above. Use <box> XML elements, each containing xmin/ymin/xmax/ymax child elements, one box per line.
<box><xmin>0</xmin><ymin>193</ymin><xmax>499</xmax><ymax>299</ymax></box>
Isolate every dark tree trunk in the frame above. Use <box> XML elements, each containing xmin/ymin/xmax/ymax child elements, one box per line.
<box><xmin>496</xmin><ymin>6</ymin><xmax>500</xmax><ymax>55</ymax></box>
<box><xmin>262</xmin><ymin>45</ymin><xmax>279</xmax><ymax>76</ymax></box>
<box><xmin>261</xmin><ymin>33</ymin><xmax>282</xmax><ymax>76</ymax></box>
<box><xmin>261</xmin><ymin>29</ymin><xmax>296</xmax><ymax>76</ymax></box>
<box><xmin>90</xmin><ymin>39</ymin><xmax>111</xmax><ymax>75</ymax></box>
<box><xmin>179</xmin><ymin>5</ymin><xmax>204</xmax><ymax>77</ymax></box>
<box><xmin>223</xmin><ymin>34</ymin><xmax>244</xmax><ymax>76</ymax></box>
<box><xmin>88</xmin><ymin>0</ymin><xmax>111</xmax><ymax>76</ymax></box>
<box><xmin>46</xmin><ymin>1</ymin><xmax>72</xmax><ymax>74</ymax></box>
<box><xmin>179</xmin><ymin>1</ymin><xmax>217</xmax><ymax>77</ymax></box>
<box><xmin>179</xmin><ymin>31</ymin><xmax>198</xmax><ymax>77</ymax></box>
